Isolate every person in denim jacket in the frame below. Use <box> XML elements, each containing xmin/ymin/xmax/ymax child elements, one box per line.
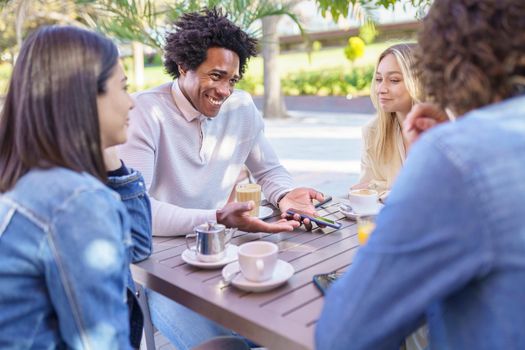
<box><xmin>0</xmin><ymin>26</ymin><xmax>151</xmax><ymax>349</ymax></box>
<box><xmin>316</xmin><ymin>1</ymin><xmax>525</xmax><ymax>349</ymax></box>
<box><xmin>105</xmin><ymin>147</ymin><xmax>152</xmax><ymax>348</ymax></box>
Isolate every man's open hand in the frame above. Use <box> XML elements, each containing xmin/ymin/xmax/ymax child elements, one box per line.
<box><xmin>279</xmin><ymin>188</ymin><xmax>325</xmax><ymax>231</ymax></box>
<box><xmin>217</xmin><ymin>201</ymin><xmax>299</xmax><ymax>233</ymax></box>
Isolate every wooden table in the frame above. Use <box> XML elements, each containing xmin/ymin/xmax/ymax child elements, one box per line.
<box><xmin>131</xmin><ymin>198</ymin><xmax>359</xmax><ymax>350</ymax></box>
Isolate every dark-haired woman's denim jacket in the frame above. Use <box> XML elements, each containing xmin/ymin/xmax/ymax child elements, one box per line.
<box><xmin>0</xmin><ymin>166</ymin><xmax>152</xmax><ymax>349</ymax></box>
<box><xmin>107</xmin><ymin>165</ymin><xmax>153</xmax><ymax>348</ymax></box>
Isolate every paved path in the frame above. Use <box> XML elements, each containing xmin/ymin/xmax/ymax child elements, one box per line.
<box><xmin>253</xmin><ymin>95</ymin><xmax>376</xmax><ymax>115</ymax></box>
<box><xmin>256</xmin><ymin>96</ymin><xmax>375</xmax><ymax>198</ymax></box>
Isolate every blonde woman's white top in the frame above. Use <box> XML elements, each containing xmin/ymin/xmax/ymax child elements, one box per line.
<box><xmin>358</xmin><ymin>117</ymin><xmax>406</xmax><ymax>199</ymax></box>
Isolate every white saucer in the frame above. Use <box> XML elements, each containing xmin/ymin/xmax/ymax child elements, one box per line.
<box><xmin>339</xmin><ymin>203</ymin><xmax>384</xmax><ymax>220</ymax></box>
<box><xmin>181</xmin><ymin>244</ymin><xmax>238</xmax><ymax>269</ymax></box>
<box><xmin>222</xmin><ymin>260</ymin><xmax>294</xmax><ymax>292</ymax></box>
<box><xmin>258</xmin><ymin>206</ymin><xmax>274</xmax><ymax>220</ymax></box>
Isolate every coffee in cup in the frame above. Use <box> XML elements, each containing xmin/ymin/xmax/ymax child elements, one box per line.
<box><xmin>238</xmin><ymin>241</ymin><xmax>278</xmax><ymax>282</ymax></box>
<box><xmin>348</xmin><ymin>189</ymin><xmax>379</xmax><ymax>214</ymax></box>
<box><xmin>236</xmin><ymin>183</ymin><xmax>261</xmax><ymax>217</ymax></box>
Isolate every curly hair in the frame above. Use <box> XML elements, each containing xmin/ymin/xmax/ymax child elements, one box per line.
<box><xmin>164</xmin><ymin>8</ymin><xmax>258</xmax><ymax>79</ymax></box>
<box><xmin>417</xmin><ymin>0</ymin><xmax>525</xmax><ymax>116</ymax></box>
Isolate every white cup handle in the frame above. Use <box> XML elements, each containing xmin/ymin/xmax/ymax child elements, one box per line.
<box><xmin>185</xmin><ymin>233</ymin><xmax>197</xmax><ymax>254</ymax></box>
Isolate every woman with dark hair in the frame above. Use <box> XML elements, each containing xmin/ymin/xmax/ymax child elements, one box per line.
<box><xmin>0</xmin><ymin>26</ymin><xmax>151</xmax><ymax>349</ymax></box>
<box><xmin>317</xmin><ymin>0</ymin><xmax>525</xmax><ymax>349</ymax></box>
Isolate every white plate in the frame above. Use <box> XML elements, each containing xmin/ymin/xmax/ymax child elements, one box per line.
<box><xmin>339</xmin><ymin>203</ymin><xmax>384</xmax><ymax>220</ymax></box>
<box><xmin>222</xmin><ymin>260</ymin><xmax>294</xmax><ymax>293</ymax></box>
<box><xmin>258</xmin><ymin>206</ymin><xmax>274</xmax><ymax>220</ymax></box>
<box><xmin>181</xmin><ymin>244</ymin><xmax>238</xmax><ymax>269</ymax></box>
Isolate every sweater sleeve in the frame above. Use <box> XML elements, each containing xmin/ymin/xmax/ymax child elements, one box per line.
<box><xmin>118</xmin><ymin>96</ymin><xmax>216</xmax><ymax>236</ymax></box>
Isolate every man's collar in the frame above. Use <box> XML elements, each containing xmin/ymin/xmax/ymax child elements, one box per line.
<box><xmin>171</xmin><ymin>79</ymin><xmax>202</xmax><ymax>122</ymax></box>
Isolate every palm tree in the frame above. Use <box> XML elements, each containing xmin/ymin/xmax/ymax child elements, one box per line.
<box><xmin>260</xmin><ymin>0</ymin><xmax>303</xmax><ymax>119</ymax></box>
<box><xmin>315</xmin><ymin>0</ymin><xmax>432</xmax><ymax>21</ymax></box>
<box><xmin>1</xmin><ymin>0</ymin><xmax>302</xmax><ymax>116</ymax></box>
<box><xmin>2</xmin><ymin>1</ymin><xmax>86</xmax><ymax>62</ymax></box>
<box><xmin>81</xmin><ymin>0</ymin><xmax>303</xmax><ymax>109</ymax></box>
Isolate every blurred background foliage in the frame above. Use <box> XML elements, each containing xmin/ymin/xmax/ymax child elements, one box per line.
<box><xmin>0</xmin><ymin>0</ymin><xmax>429</xmax><ymax>105</ymax></box>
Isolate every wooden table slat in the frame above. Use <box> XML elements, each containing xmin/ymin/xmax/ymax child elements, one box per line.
<box><xmin>132</xmin><ymin>198</ymin><xmax>362</xmax><ymax>350</ymax></box>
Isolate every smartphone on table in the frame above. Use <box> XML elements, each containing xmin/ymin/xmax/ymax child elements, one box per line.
<box><xmin>286</xmin><ymin>208</ymin><xmax>342</xmax><ymax>229</ymax></box>
<box><xmin>313</xmin><ymin>195</ymin><xmax>333</xmax><ymax>208</ymax></box>
<box><xmin>313</xmin><ymin>271</ymin><xmax>344</xmax><ymax>295</ymax></box>
<box><xmin>261</xmin><ymin>195</ymin><xmax>332</xmax><ymax>208</ymax></box>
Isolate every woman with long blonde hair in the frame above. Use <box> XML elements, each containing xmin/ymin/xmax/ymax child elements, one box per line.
<box><xmin>353</xmin><ymin>43</ymin><xmax>423</xmax><ymax>199</ymax></box>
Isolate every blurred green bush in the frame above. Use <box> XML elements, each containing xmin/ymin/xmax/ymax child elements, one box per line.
<box><xmin>237</xmin><ymin>66</ymin><xmax>374</xmax><ymax>96</ymax></box>
<box><xmin>0</xmin><ymin>62</ymin><xmax>374</xmax><ymax>97</ymax></box>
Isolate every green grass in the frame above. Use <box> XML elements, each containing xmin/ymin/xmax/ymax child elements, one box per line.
<box><xmin>238</xmin><ymin>40</ymin><xmax>405</xmax><ymax>95</ymax></box>
<box><xmin>245</xmin><ymin>40</ymin><xmax>405</xmax><ymax>78</ymax></box>
<box><xmin>131</xmin><ymin>64</ymin><xmax>170</xmax><ymax>92</ymax></box>
<box><xmin>0</xmin><ymin>63</ymin><xmax>12</xmax><ymax>94</ymax></box>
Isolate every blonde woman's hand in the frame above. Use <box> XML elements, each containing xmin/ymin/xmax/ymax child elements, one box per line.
<box><xmin>103</xmin><ymin>146</ymin><xmax>122</xmax><ymax>171</ymax></box>
<box><xmin>351</xmin><ymin>182</ymin><xmax>369</xmax><ymax>190</ymax></box>
<box><xmin>403</xmin><ymin>103</ymin><xmax>448</xmax><ymax>150</ymax></box>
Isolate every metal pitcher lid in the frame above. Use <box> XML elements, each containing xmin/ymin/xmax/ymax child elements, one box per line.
<box><xmin>195</xmin><ymin>221</ymin><xmax>225</xmax><ymax>234</ymax></box>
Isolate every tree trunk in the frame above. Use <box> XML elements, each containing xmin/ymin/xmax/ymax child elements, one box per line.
<box><xmin>132</xmin><ymin>41</ymin><xmax>145</xmax><ymax>90</ymax></box>
<box><xmin>262</xmin><ymin>15</ymin><xmax>288</xmax><ymax>119</ymax></box>
<box><xmin>14</xmin><ymin>0</ymin><xmax>29</xmax><ymax>62</ymax></box>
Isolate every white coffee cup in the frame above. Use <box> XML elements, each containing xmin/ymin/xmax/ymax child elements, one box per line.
<box><xmin>348</xmin><ymin>189</ymin><xmax>379</xmax><ymax>214</ymax></box>
<box><xmin>238</xmin><ymin>241</ymin><xmax>278</xmax><ymax>282</ymax></box>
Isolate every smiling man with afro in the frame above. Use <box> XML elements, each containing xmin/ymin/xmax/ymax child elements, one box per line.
<box><xmin>118</xmin><ymin>7</ymin><xmax>324</xmax><ymax>350</ymax></box>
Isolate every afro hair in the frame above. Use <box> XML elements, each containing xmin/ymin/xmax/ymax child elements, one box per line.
<box><xmin>164</xmin><ymin>8</ymin><xmax>258</xmax><ymax>79</ymax></box>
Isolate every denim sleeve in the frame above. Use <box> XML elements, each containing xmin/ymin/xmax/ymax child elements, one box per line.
<box><xmin>316</xmin><ymin>134</ymin><xmax>492</xmax><ymax>350</ymax></box>
<box><xmin>45</xmin><ymin>189</ymin><xmax>132</xmax><ymax>349</ymax></box>
<box><xmin>107</xmin><ymin>169</ymin><xmax>152</xmax><ymax>263</ymax></box>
